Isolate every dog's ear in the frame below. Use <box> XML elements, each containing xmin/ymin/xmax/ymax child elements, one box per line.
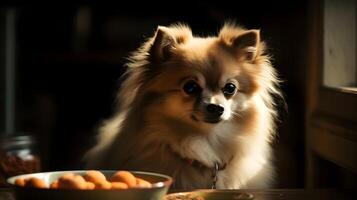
<box><xmin>232</xmin><ymin>30</ymin><xmax>260</xmax><ymax>61</ymax></box>
<box><xmin>149</xmin><ymin>26</ymin><xmax>176</xmax><ymax>63</ymax></box>
<box><xmin>220</xmin><ymin>29</ymin><xmax>261</xmax><ymax>61</ymax></box>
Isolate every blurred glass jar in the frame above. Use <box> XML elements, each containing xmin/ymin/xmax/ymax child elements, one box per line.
<box><xmin>0</xmin><ymin>135</ymin><xmax>41</xmax><ymax>187</ymax></box>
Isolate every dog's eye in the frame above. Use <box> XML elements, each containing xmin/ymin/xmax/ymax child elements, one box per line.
<box><xmin>183</xmin><ymin>80</ymin><xmax>201</xmax><ymax>95</ymax></box>
<box><xmin>223</xmin><ymin>83</ymin><xmax>236</xmax><ymax>96</ymax></box>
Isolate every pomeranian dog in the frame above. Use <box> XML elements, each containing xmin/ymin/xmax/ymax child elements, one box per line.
<box><xmin>84</xmin><ymin>22</ymin><xmax>281</xmax><ymax>189</ymax></box>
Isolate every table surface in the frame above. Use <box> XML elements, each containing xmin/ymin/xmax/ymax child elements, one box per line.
<box><xmin>168</xmin><ymin>189</ymin><xmax>356</xmax><ymax>200</ymax></box>
<box><xmin>1</xmin><ymin>187</ymin><xmax>356</xmax><ymax>200</ymax></box>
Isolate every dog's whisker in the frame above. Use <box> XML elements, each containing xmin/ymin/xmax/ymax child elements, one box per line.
<box><xmin>231</xmin><ymin>111</ymin><xmax>242</xmax><ymax>118</ymax></box>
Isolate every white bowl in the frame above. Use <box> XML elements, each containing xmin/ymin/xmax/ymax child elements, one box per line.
<box><xmin>7</xmin><ymin>170</ymin><xmax>172</xmax><ymax>200</ymax></box>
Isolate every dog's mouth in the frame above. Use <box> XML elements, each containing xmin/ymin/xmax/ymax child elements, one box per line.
<box><xmin>191</xmin><ymin>114</ymin><xmax>199</xmax><ymax>122</ymax></box>
<box><xmin>191</xmin><ymin>114</ymin><xmax>222</xmax><ymax>124</ymax></box>
<box><xmin>203</xmin><ymin>118</ymin><xmax>222</xmax><ymax>124</ymax></box>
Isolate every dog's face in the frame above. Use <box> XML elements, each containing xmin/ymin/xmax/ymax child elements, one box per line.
<box><xmin>132</xmin><ymin>24</ymin><xmax>267</xmax><ymax>133</ymax></box>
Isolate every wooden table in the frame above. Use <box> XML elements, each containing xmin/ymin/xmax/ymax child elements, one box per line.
<box><xmin>167</xmin><ymin>189</ymin><xmax>356</xmax><ymax>200</ymax></box>
<box><xmin>236</xmin><ymin>189</ymin><xmax>355</xmax><ymax>199</ymax></box>
<box><xmin>0</xmin><ymin>188</ymin><xmax>14</xmax><ymax>200</ymax></box>
<box><xmin>1</xmin><ymin>188</ymin><xmax>356</xmax><ymax>199</ymax></box>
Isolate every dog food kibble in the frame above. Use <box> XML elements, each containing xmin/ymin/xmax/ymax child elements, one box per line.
<box><xmin>13</xmin><ymin>170</ymin><xmax>152</xmax><ymax>190</ymax></box>
<box><xmin>110</xmin><ymin>171</ymin><xmax>137</xmax><ymax>187</ymax></box>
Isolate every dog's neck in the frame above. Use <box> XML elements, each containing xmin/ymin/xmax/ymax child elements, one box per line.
<box><xmin>168</xmin><ymin>146</ymin><xmax>232</xmax><ymax>189</ymax></box>
<box><xmin>182</xmin><ymin>155</ymin><xmax>228</xmax><ymax>171</ymax></box>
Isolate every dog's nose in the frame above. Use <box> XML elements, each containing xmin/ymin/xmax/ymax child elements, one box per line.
<box><xmin>206</xmin><ymin>104</ymin><xmax>224</xmax><ymax>116</ymax></box>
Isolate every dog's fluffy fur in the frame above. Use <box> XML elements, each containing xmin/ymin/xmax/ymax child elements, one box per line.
<box><xmin>84</xmin><ymin>22</ymin><xmax>281</xmax><ymax>189</ymax></box>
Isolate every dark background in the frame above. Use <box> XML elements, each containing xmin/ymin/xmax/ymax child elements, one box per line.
<box><xmin>1</xmin><ymin>1</ymin><xmax>309</xmax><ymax>188</ymax></box>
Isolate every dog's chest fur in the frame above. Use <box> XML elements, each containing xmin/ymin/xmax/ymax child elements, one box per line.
<box><xmin>87</xmin><ymin>105</ymin><xmax>273</xmax><ymax>189</ymax></box>
<box><xmin>168</xmin><ymin>123</ymin><xmax>273</xmax><ymax>189</ymax></box>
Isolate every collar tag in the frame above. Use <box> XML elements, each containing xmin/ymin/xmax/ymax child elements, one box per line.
<box><xmin>211</xmin><ymin>162</ymin><xmax>219</xmax><ymax>189</ymax></box>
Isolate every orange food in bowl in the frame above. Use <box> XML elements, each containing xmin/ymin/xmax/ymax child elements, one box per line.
<box><xmin>94</xmin><ymin>180</ymin><xmax>111</xmax><ymax>189</ymax></box>
<box><xmin>14</xmin><ymin>178</ymin><xmax>26</xmax><ymax>187</ymax></box>
<box><xmin>13</xmin><ymin>170</ymin><xmax>153</xmax><ymax>190</ymax></box>
<box><xmin>109</xmin><ymin>171</ymin><xmax>137</xmax><ymax>187</ymax></box>
<box><xmin>25</xmin><ymin>177</ymin><xmax>47</xmax><ymax>188</ymax></box>
<box><xmin>135</xmin><ymin>178</ymin><xmax>151</xmax><ymax>188</ymax></box>
<box><xmin>50</xmin><ymin>180</ymin><xmax>59</xmax><ymax>189</ymax></box>
<box><xmin>111</xmin><ymin>182</ymin><xmax>128</xmax><ymax>189</ymax></box>
<box><xmin>83</xmin><ymin>170</ymin><xmax>106</xmax><ymax>184</ymax></box>
<box><xmin>57</xmin><ymin>174</ymin><xmax>87</xmax><ymax>189</ymax></box>
<box><xmin>85</xmin><ymin>181</ymin><xmax>95</xmax><ymax>190</ymax></box>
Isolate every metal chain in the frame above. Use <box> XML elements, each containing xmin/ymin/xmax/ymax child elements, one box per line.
<box><xmin>211</xmin><ymin>162</ymin><xmax>219</xmax><ymax>189</ymax></box>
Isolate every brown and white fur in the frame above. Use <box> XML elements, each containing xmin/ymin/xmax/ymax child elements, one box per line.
<box><xmin>84</xmin><ymin>22</ymin><xmax>281</xmax><ymax>189</ymax></box>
